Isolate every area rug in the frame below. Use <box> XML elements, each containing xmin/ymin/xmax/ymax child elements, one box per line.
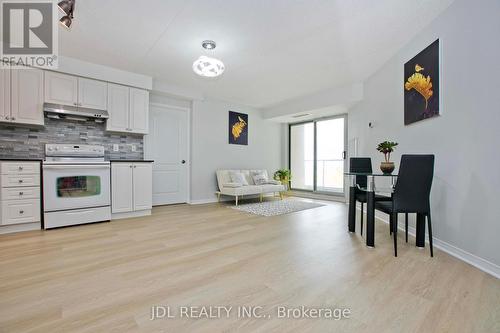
<box><xmin>230</xmin><ymin>199</ymin><xmax>324</xmax><ymax>216</ymax></box>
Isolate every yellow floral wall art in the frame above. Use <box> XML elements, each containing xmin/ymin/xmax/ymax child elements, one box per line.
<box><xmin>405</xmin><ymin>67</ymin><xmax>433</xmax><ymax>109</ymax></box>
<box><xmin>228</xmin><ymin>111</ymin><xmax>248</xmax><ymax>145</ymax></box>
<box><xmin>231</xmin><ymin>116</ymin><xmax>247</xmax><ymax>140</ymax></box>
<box><xmin>404</xmin><ymin>39</ymin><xmax>439</xmax><ymax>125</ymax></box>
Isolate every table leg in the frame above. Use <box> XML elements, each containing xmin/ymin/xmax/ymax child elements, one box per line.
<box><xmin>348</xmin><ymin>185</ymin><xmax>356</xmax><ymax>233</ymax></box>
<box><xmin>366</xmin><ymin>176</ymin><xmax>375</xmax><ymax>247</ymax></box>
<box><xmin>416</xmin><ymin>213</ymin><xmax>426</xmax><ymax>248</ymax></box>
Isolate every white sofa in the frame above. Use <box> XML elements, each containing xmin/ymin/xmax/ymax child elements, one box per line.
<box><xmin>216</xmin><ymin>169</ymin><xmax>286</xmax><ymax>205</ymax></box>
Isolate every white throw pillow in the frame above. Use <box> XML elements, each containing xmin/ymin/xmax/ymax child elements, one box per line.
<box><xmin>252</xmin><ymin>173</ymin><xmax>267</xmax><ymax>185</ymax></box>
<box><xmin>265</xmin><ymin>179</ymin><xmax>281</xmax><ymax>185</ymax></box>
<box><xmin>230</xmin><ymin>172</ymin><xmax>248</xmax><ymax>185</ymax></box>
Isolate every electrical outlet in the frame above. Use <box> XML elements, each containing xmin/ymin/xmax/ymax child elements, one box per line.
<box><xmin>131</xmin><ymin>144</ymin><xmax>136</xmax><ymax>152</ymax></box>
<box><xmin>113</xmin><ymin>144</ymin><xmax>119</xmax><ymax>152</ymax></box>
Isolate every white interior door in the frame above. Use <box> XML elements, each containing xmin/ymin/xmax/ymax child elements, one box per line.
<box><xmin>145</xmin><ymin>104</ymin><xmax>188</xmax><ymax>205</ymax></box>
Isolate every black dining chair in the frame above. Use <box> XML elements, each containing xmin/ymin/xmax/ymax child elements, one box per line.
<box><xmin>349</xmin><ymin>157</ymin><xmax>391</xmax><ymax>235</ymax></box>
<box><xmin>375</xmin><ymin>155</ymin><xmax>435</xmax><ymax>257</ymax></box>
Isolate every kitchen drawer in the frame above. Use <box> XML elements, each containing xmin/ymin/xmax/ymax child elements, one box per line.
<box><xmin>0</xmin><ymin>162</ymin><xmax>40</xmax><ymax>175</ymax></box>
<box><xmin>1</xmin><ymin>186</ymin><xmax>40</xmax><ymax>200</ymax></box>
<box><xmin>1</xmin><ymin>174</ymin><xmax>40</xmax><ymax>188</ymax></box>
<box><xmin>1</xmin><ymin>199</ymin><xmax>40</xmax><ymax>225</ymax></box>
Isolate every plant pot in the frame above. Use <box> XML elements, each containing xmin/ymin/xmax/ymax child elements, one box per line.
<box><xmin>380</xmin><ymin>162</ymin><xmax>395</xmax><ymax>174</ymax></box>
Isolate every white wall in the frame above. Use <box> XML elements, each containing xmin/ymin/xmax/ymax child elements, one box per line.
<box><xmin>190</xmin><ymin>99</ymin><xmax>282</xmax><ymax>202</ymax></box>
<box><xmin>348</xmin><ymin>0</ymin><xmax>500</xmax><ymax>269</ymax></box>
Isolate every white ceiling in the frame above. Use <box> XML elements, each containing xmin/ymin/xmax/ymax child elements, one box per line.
<box><xmin>59</xmin><ymin>0</ymin><xmax>454</xmax><ymax>108</ymax></box>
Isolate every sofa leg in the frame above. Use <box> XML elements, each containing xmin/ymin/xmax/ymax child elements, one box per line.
<box><xmin>217</xmin><ymin>192</ymin><xmax>221</xmax><ymax>203</ymax></box>
<box><xmin>279</xmin><ymin>192</ymin><xmax>283</xmax><ymax>200</ymax></box>
<box><xmin>235</xmin><ymin>196</ymin><xmax>238</xmax><ymax>206</ymax></box>
<box><xmin>260</xmin><ymin>193</ymin><xmax>263</xmax><ymax>202</ymax></box>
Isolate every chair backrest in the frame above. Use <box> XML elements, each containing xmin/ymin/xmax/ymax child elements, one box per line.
<box><xmin>393</xmin><ymin>155</ymin><xmax>435</xmax><ymax>213</ymax></box>
<box><xmin>349</xmin><ymin>157</ymin><xmax>372</xmax><ymax>189</ymax></box>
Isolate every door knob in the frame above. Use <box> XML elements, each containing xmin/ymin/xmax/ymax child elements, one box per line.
<box><xmin>181</xmin><ymin>160</ymin><xmax>186</xmax><ymax>164</ymax></box>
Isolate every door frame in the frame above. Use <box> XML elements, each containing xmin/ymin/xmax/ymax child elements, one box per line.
<box><xmin>288</xmin><ymin>113</ymin><xmax>348</xmax><ymax>197</ymax></box>
<box><xmin>144</xmin><ymin>102</ymin><xmax>191</xmax><ymax>205</ymax></box>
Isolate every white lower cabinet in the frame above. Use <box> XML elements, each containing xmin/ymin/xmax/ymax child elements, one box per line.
<box><xmin>111</xmin><ymin>162</ymin><xmax>152</xmax><ymax>218</ymax></box>
<box><xmin>0</xmin><ymin>161</ymin><xmax>41</xmax><ymax>231</ymax></box>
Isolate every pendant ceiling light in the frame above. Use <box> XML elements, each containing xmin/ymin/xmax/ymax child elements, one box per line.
<box><xmin>193</xmin><ymin>40</ymin><xmax>225</xmax><ymax>78</ymax></box>
<box><xmin>58</xmin><ymin>0</ymin><xmax>75</xmax><ymax>29</ymax></box>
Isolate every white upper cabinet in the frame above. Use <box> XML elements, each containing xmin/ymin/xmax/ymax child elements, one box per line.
<box><xmin>129</xmin><ymin>88</ymin><xmax>149</xmax><ymax>134</ymax></box>
<box><xmin>11</xmin><ymin>68</ymin><xmax>44</xmax><ymax>125</ymax></box>
<box><xmin>106</xmin><ymin>85</ymin><xmax>149</xmax><ymax>134</ymax></box>
<box><xmin>44</xmin><ymin>72</ymin><xmax>108</xmax><ymax>110</ymax></box>
<box><xmin>1</xmin><ymin>66</ymin><xmax>43</xmax><ymax>126</ymax></box>
<box><xmin>78</xmin><ymin>78</ymin><xmax>107</xmax><ymax>110</ymax></box>
<box><xmin>0</xmin><ymin>67</ymin><xmax>10</xmax><ymax>122</ymax></box>
<box><xmin>106</xmin><ymin>83</ymin><xmax>129</xmax><ymax>132</ymax></box>
<box><xmin>44</xmin><ymin>72</ymin><xmax>78</xmax><ymax>106</ymax></box>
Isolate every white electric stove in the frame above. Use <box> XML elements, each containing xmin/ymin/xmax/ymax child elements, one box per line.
<box><xmin>43</xmin><ymin>144</ymin><xmax>111</xmax><ymax>229</ymax></box>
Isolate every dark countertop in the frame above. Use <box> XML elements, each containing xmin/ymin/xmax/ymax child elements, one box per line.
<box><xmin>0</xmin><ymin>158</ymin><xmax>43</xmax><ymax>162</ymax></box>
<box><xmin>108</xmin><ymin>160</ymin><xmax>154</xmax><ymax>163</ymax></box>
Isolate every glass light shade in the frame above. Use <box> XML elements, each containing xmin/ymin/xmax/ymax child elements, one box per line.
<box><xmin>58</xmin><ymin>0</ymin><xmax>72</xmax><ymax>15</ymax></box>
<box><xmin>60</xmin><ymin>15</ymin><xmax>72</xmax><ymax>29</ymax></box>
<box><xmin>192</xmin><ymin>56</ymin><xmax>225</xmax><ymax>77</ymax></box>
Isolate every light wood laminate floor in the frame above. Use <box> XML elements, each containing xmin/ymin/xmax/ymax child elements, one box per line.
<box><xmin>0</xmin><ymin>198</ymin><xmax>499</xmax><ymax>332</ymax></box>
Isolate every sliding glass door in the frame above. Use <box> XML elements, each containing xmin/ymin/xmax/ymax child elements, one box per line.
<box><xmin>289</xmin><ymin>115</ymin><xmax>347</xmax><ymax>195</ymax></box>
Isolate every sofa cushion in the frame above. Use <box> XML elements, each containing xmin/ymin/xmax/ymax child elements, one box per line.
<box><xmin>222</xmin><ymin>182</ymin><xmax>243</xmax><ymax>188</ymax></box>
<box><xmin>220</xmin><ymin>185</ymin><xmax>263</xmax><ymax>196</ymax></box>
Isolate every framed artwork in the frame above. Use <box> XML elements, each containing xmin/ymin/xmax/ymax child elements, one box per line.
<box><xmin>228</xmin><ymin>111</ymin><xmax>248</xmax><ymax>145</ymax></box>
<box><xmin>404</xmin><ymin>39</ymin><xmax>440</xmax><ymax>125</ymax></box>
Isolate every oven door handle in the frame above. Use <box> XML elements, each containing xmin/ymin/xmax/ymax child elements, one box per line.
<box><xmin>43</xmin><ymin>165</ymin><xmax>110</xmax><ymax>170</ymax></box>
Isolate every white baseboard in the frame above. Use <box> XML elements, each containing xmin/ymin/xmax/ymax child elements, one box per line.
<box><xmin>0</xmin><ymin>222</ymin><xmax>41</xmax><ymax>234</ymax></box>
<box><xmin>189</xmin><ymin>198</ymin><xmax>220</xmax><ymax>205</ymax></box>
<box><xmin>290</xmin><ymin>191</ymin><xmax>346</xmax><ymax>202</ymax></box>
<box><xmin>111</xmin><ymin>209</ymin><xmax>151</xmax><ymax>220</ymax></box>
<box><xmin>355</xmin><ymin>205</ymin><xmax>500</xmax><ymax>279</ymax></box>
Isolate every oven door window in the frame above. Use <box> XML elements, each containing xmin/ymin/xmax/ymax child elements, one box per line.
<box><xmin>56</xmin><ymin>176</ymin><xmax>101</xmax><ymax>198</ymax></box>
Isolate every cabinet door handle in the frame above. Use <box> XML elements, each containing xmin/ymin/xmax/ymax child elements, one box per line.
<box><xmin>18</xmin><ymin>179</ymin><xmax>23</xmax><ymax>183</ymax></box>
<box><xmin>181</xmin><ymin>160</ymin><xmax>186</xmax><ymax>164</ymax></box>
<box><xmin>19</xmin><ymin>192</ymin><xmax>24</xmax><ymax>196</ymax></box>
<box><xmin>19</xmin><ymin>166</ymin><xmax>23</xmax><ymax>170</ymax></box>
<box><xmin>133</xmin><ymin>165</ymin><xmax>137</xmax><ymax>168</ymax></box>
<box><xmin>129</xmin><ymin>165</ymin><xmax>133</xmax><ymax>168</ymax></box>
<box><xmin>11</xmin><ymin>117</ymin><xmax>15</xmax><ymax>121</ymax></box>
<box><xmin>19</xmin><ymin>210</ymin><xmax>24</xmax><ymax>214</ymax></box>
<box><xmin>4</xmin><ymin>116</ymin><xmax>9</xmax><ymax>120</ymax></box>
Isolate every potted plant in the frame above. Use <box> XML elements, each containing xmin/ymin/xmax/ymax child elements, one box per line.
<box><xmin>274</xmin><ymin>169</ymin><xmax>291</xmax><ymax>190</ymax></box>
<box><xmin>376</xmin><ymin>141</ymin><xmax>398</xmax><ymax>174</ymax></box>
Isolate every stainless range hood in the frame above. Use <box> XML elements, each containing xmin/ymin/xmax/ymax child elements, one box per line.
<box><xmin>44</xmin><ymin>103</ymin><xmax>109</xmax><ymax>122</ymax></box>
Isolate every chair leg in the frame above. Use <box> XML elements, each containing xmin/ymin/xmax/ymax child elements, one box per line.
<box><xmin>427</xmin><ymin>212</ymin><xmax>434</xmax><ymax>257</ymax></box>
<box><xmin>235</xmin><ymin>195</ymin><xmax>238</xmax><ymax>206</ymax></box>
<box><xmin>389</xmin><ymin>214</ymin><xmax>393</xmax><ymax>235</ymax></box>
<box><xmin>405</xmin><ymin>213</ymin><xmax>408</xmax><ymax>243</ymax></box>
<box><xmin>360</xmin><ymin>202</ymin><xmax>364</xmax><ymax>236</ymax></box>
<box><xmin>393</xmin><ymin>212</ymin><xmax>398</xmax><ymax>257</ymax></box>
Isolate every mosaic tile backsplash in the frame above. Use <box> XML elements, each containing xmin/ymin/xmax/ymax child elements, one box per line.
<box><xmin>0</xmin><ymin>117</ymin><xmax>144</xmax><ymax>160</ymax></box>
